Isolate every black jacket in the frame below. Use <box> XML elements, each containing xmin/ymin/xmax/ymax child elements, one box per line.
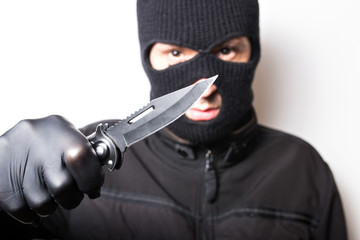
<box><xmin>2</xmin><ymin>115</ymin><xmax>347</xmax><ymax>239</ymax></box>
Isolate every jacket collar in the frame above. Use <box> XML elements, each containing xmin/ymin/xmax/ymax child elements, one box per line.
<box><xmin>150</xmin><ymin>109</ymin><xmax>258</xmax><ymax>168</ymax></box>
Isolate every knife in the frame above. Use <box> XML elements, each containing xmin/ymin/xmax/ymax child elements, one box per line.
<box><xmin>87</xmin><ymin>75</ymin><xmax>218</xmax><ymax>171</ymax></box>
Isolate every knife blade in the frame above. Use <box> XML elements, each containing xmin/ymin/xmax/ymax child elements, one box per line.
<box><xmin>87</xmin><ymin>75</ymin><xmax>218</xmax><ymax>171</ymax></box>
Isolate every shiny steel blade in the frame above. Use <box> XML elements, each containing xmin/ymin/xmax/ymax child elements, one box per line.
<box><xmin>106</xmin><ymin>75</ymin><xmax>218</xmax><ymax>152</ymax></box>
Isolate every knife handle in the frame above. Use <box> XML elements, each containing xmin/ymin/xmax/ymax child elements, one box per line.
<box><xmin>87</xmin><ymin>123</ymin><xmax>123</xmax><ymax>171</ymax></box>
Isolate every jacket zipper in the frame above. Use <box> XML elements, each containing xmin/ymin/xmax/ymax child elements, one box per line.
<box><xmin>205</xmin><ymin>150</ymin><xmax>217</xmax><ymax>202</ymax></box>
<box><xmin>202</xmin><ymin>149</ymin><xmax>217</xmax><ymax>240</ymax></box>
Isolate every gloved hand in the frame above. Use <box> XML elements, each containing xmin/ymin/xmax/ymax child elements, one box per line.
<box><xmin>0</xmin><ymin>115</ymin><xmax>104</xmax><ymax>224</ymax></box>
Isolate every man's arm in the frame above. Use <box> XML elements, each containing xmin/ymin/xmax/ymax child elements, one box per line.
<box><xmin>312</xmin><ymin>167</ymin><xmax>347</xmax><ymax>240</ymax></box>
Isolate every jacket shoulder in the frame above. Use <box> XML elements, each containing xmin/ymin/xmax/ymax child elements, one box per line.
<box><xmin>256</xmin><ymin>124</ymin><xmax>325</xmax><ymax>163</ymax></box>
<box><xmin>254</xmin><ymin>124</ymin><xmax>335</xmax><ymax>194</ymax></box>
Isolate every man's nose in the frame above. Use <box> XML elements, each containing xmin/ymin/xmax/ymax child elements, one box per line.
<box><xmin>202</xmin><ymin>84</ymin><xmax>218</xmax><ymax>98</ymax></box>
<box><xmin>193</xmin><ymin>78</ymin><xmax>218</xmax><ymax>98</ymax></box>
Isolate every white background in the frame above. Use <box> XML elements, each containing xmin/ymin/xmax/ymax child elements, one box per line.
<box><xmin>0</xmin><ymin>1</ymin><xmax>359</xmax><ymax>239</ymax></box>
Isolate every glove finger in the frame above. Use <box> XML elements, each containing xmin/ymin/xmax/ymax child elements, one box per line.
<box><xmin>63</xmin><ymin>134</ymin><xmax>104</xmax><ymax>197</ymax></box>
<box><xmin>23</xmin><ymin>169</ymin><xmax>57</xmax><ymax>217</ymax></box>
<box><xmin>43</xmin><ymin>116</ymin><xmax>105</xmax><ymax>197</ymax></box>
<box><xmin>0</xmin><ymin>192</ymin><xmax>39</xmax><ymax>224</ymax></box>
<box><xmin>43</xmin><ymin>160</ymin><xmax>84</xmax><ymax>210</ymax></box>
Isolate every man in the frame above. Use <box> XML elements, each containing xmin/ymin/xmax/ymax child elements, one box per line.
<box><xmin>0</xmin><ymin>0</ymin><xmax>347</xmax><ymax>239</ymax></box>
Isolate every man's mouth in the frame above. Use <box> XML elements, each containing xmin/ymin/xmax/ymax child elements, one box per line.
<box><xmin>185</xmin><ymin>78</ymin><xmax>222</xmax><ymax>121</ymax></box>
<box><xmin>185</xmin><ymin>107</ymin><xmax>220</xmax><ymax>121</ymax></box>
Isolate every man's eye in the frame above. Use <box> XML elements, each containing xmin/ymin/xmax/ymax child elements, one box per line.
<box><xmin>219</xmin><ymin>47</ymin><xmax>231</xmax><ymax>55</ymax></box>
<box><xmin>171</xmin><ymin>50</ymin><xmax>181</xmax><ymax>57</ymax></box>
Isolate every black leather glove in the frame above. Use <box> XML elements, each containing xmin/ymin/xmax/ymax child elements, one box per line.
<box><xmin>0</xmin><ymin>115</ymin><xmax>104</xmax><ymax>224</ymax></box>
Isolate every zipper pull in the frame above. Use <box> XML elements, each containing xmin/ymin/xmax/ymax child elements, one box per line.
<box><xmin>204</xmin><ymin>150</ymin><xmax>218</xmax><ymax>203</ymax></box>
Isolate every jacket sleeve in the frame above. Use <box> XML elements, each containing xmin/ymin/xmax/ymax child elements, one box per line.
<box><xmin>312</xmin><ymin>166</ymin><xmax>348</xmax><ymax>240</ymax></box>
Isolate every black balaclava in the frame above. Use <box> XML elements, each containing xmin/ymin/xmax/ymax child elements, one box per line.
<box><xmin>137</xmin><ymin>0</ymin><xmax>260</xmax><ymax>146</ymax></box>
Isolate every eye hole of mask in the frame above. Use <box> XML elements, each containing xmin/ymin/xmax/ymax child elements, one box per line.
<box><xmin>211</xmin><ymin>36</ymin><xmax>252</xmax><ymax>63</ymax></box>
<box><xmin>149</xmin><ymin>36</ymin><xmax>252</xmax><ymax>71</ymax></box>
<box><xmin>149</xmin><ymin>43</ymin><xmax>199</xmax><ymax>70</ymax></box>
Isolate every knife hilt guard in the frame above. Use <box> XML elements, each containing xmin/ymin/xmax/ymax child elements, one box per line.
<box><xmin>88</xmin><ymin>123</ymin><xmax>123</xmax><ymax>171</ymax></box>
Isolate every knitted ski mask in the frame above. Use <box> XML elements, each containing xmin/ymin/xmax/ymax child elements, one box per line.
<box><xmin>137</xmin><ymin>0</ymin><xmax>260</xmax><ymax>145</ymax></box>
